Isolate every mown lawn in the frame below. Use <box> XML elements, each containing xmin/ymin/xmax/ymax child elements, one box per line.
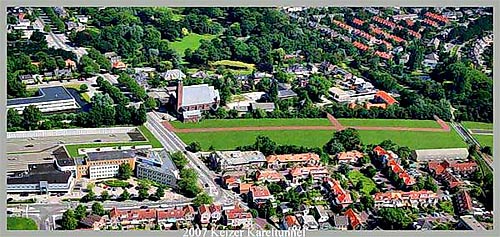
<box><xmin>462</xmin><ymin>121</ymin><xmax>493</xmax><ymax>130</ymax></box>
<box><xmin>7</xmin><ymin>217</ymin><xmax>38</xmax><ymax>230</ymax></box>
<box><xmin>337</xmin><ymin>118</ymin><xmax>441</xmax><ymax>128</ymax></box>
<box><xmin>172</xmin><ymin>118</ymin><xmax>332</xmax><ymax>129</ymax></box>
<box><xmin>473</xmin><ymin>135</ymin><xmax>494</xmax><ymax>148</ymax></box>
<box><xmin>169</xmin><ymin>33</ymin><xmax>216</xmax><ymax>57</ymax></box>
<box><xmin>348</xmin><ymin>170</ymin><xmax>377</xmax><ymax>195</ymax></box>
<box><xmin>176</xmin><ymin>129</ymin><xmax>467</xmax><ymax>151</ymax></box>
<box><xmin>65</xmin><ymin>126</ymin><xmax>163</xmax><ymax>157</ymax></box>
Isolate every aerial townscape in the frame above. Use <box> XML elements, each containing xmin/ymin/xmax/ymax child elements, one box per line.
<box><xmin>5</xmin><ymin>6</ymin><xmax>493</xmax><ymax>232</ymax></box>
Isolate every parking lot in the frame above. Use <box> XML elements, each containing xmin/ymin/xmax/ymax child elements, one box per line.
<box><xmin>7</xmin><ymin>133</ymin><xmax>136</xmax><ymax>172</ymax></box>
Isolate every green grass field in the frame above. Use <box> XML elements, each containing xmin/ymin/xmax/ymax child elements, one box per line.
<box><xmin>462</xmin><ymin>121</ymin><xmax>493</xmax><ymax>130</ymax></box>
<box><xmin>171</xmin><ymin>118</ymin><xmax>332</xmax><ymax>129</ymax></box>
<box><xmin>177</xmin><ymin>129</ymin><xmax>467</xmax><ymax>151</ymax></box>
<box><xmin>337</xmin><ymin>119</ymin><xmax>441</xmax><ymax>128</ymax></box>
<box><xmin>473</xmin><ymin>135</ymin><xmax>494</xmax><ymax>148</ymax></box>
<box><xmin>348</xmin><ymin>170</ymin><xmax>377</xmax><ymax>195</ymax></box>
<box><xmin>7</xmin><ymin>217</ymin><xmax>38</xmax><ymax>230</ymax></box>
<box><xmin>169</xmin><ymin>33</ymin><xmax>216</xmax><ymax>56</ymax></box>
<box><xmin>65</xmin><ymin>126</ymin><xmax>162</xmax><ymax>157</ymax></box>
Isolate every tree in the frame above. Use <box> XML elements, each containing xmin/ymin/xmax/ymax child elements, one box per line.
<box><xmin>360</xmin><ymin>195</ymin><xmax>374</xmax><ymax>210</ymax></box>
<box><xmin>155</xmin><ymin>187</ymin><xmax>165</xmax><ymax>199</ymax></box>
<box><xmin>22</xmin><ymin>105</ymin><xmax>42</xmax><ymax>130</ymax></box>
<box><xmin>332</xmin><ymin>128</ymin><xmax>362</xmax><ymax>151</ymax></box>
<box><xmin>305</xmin><ymin>75</ymin><xmax>332</xmax><ymax>102</ymax></box>
<box><xmin>118</xmin><ymin>163</ymin><xmax>133</xmax><ymax>180</ymax></box>
<box><xmin>481</xmin><ymin>146</ymin><xmax>493</xmax><ymax>156</ymax></box>
<box><xmin>132</xmin><ymin>104</ymin><xmax>147</xmax><ymax>125</ymax></box>
<box><xmin>61</xmin><ymin>209</ymin><xmax>78</xmax><ymax>230</ymax></box>
<box><xmin>337</xmin><ymin>160</ymin><xmax>351</xmax><ymax>174</ymax></box>
<box><xmin>138</xmin><ymin>187</ymin><xmax>149</xmax><ymax>200</ymax></box>
<box><xmin>83</xmin><ymin>188</ymin><xmax>96</xmax><ymax>202</ymax></box>
<box><xmin>177</xmin><ymin>168</ymin><xmax>201</xmax><ymax>198</ymax></box>
<box><xmin>362</xmin><ymin>165</ymin><xmax>377</xmax><ymax>178</ymax></box>
<box><xmin>438</xmin><ymin>201</ymin><xmax>454</xmax><ymax>215</ymax></box>
<box><xmin>253</xmin><ymin>135</ymin><xmax>277</xmax><ymax>156</ymax></box>
<box><xmin>120</xmin><ymin>189</ymin><xmax>131</xmax><ymax>200</ymax></box>
<box><xmin>101</xmin><ymin>190</ymin><xmax>110</xmax><ymax>201</ymax></box>
<box><xmin>424</xmin><ymin>176</ymin><xmax>438</xmax><ymax>192</ymax></box>
<box><xmin>171</xmin><ymin>151</ymin><xmax>189</xmax><ymax>169</ymax></box>
<box><xmin>377</xmin><ymin>208</ymin><xmax>413</xmax><ymax>229</ymax></box>
<box><xmin>74</xmin><ymin>204</ymin><xmax>87</xmax><ymax>221</ymax></box>
<box><xmin>80</xmin><ymin>84</ymin><xmax>89</xmax><ymax>92</ymax></box>
<box><xmin>193</xmin><ymin>192</ymin><xmax>214</xmax><ymax>207</ymax></box>
<box><xmin>323</xmin><ymin>139</ymin><xmax>345</xmax><ymax>156</ymax></box>
<box><xmin>186</xmin><ymin>141</ymin><xmax>202</xmax><ymax>153</ymax></box>
<box><xmin>249</xmin><ymin>209</ymin><xmax>259</xmax><ymax>218</ymax></box>
<box><xmin>7</xmin><ymin>109</ymin><xmax>22</xmax><ymax>131</ymax></box>
<box><xmin>91</xmin><ymin>202</ymin><xmax>106</xmax><ymax>216</ymax></box>
<box><xmin>144</xmin><ymin>97</ymin><xmax>158</xmax><ymax>110</ymax></box>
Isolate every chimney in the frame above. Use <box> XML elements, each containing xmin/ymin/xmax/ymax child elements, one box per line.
<box><xmin>176</xmin><ymin>79</ymin><xmax>183</xmax><ymax>112</ymax></box>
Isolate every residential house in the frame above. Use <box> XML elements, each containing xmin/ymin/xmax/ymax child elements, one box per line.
<box><xmin>298</xmin><ymin>215</ymin><xmax>319</xmax><ymax>230</ymax></box>
<box><xmin>456</xmin><ymin>190</ymin><xmax>473</xmax><ymax>215</ymax></box>
<box><xmin>157</xmin><ymin>207</ymin><xmax>187</xmax><ymax>228</ymax></box>
<box><xmin>337</xmin><ymin>150</ymin><xmax>364</xmax><ymax>164</ymax></box>
<box><xmin>373</xmin><ymin>146</ymin><xmax>415</xmax><ymax>187</ymax></box>
<box><xmin>198</xmin><ymin>205</ymin><xmax>211</xmax><ymax>226</ymax></box>
<box><xmin>422</xmin><ymin>53</ymin><xmax>439</xmax><ymax>68</ymax></box>
<box><xmin>344</xmin><ymin>208</ymin><xmax>368</xmax><ymax>230</ymax></box>
<box><xmin>209</xmin><ymin>204</ymin><xmax>222</xmax><ymax>223</ymax></box>
<box><xmin>239</xmin><ymin>182</ymin><xmax>254</xmax><ymax>194</ymax></box>
<box><xmin>323</xmin><ymin>178</ymin><xmax>353</xmax><ymax>208</ymax></box>
<box><xmin>279</xmin><ymin>202</ymin><xmax>293</xmax><ymax>215</ymax></box>
<box><xmin>249</xmin><ymin>186</ymin><xmax>274</xmax><ymax>206</ymax></box>
<box><xmin>373</xmin><ymin>91</ymin><xmax>398</xmax><ymax>106</ymax></box>
<box><xmin>108</xmin><ymin>207</ymin><xmax>157</xmax><ymax>229</ymax></box>
<box><xmin>313</xmin><ymin>205</ymin><xmax>331</xmax><ymax>223</ymax></box>
<box><xmin>65</xmin><ymin>59</ymin><xmax>76</xmax><ymax>70</ymax></box>
<box><xmin>412</xmin><ymin>219</ymin><xmax>435</xmax><ymax>230</ymax></box>
<box><xmin>224</xmin><ymin>208</ymin><xmax>253</xmax><ymax>229</ymax></box>
<box><xmin>281</xmin><ymin>215</ymin><xmax>301</xmax><ymax>230</ymax></box>
<box><xmin>255</xmin><ymin>169</ymin><xmax>284</xmax><ymax>183</ymax></box>
<box><xmin>266</xmin><ymin>153</ymin><xmax>320</xmax><ymax>169</ymax></box>
<box><xmin>289</xmin><ymin>166</ymin><xmax>329</xmax><ymax>184</ymax></box>
<box><xmin>373</xmin><ymin>190</ymin><xmax>439</xmax><ymax>209</ymax></box>
<box><xmin>333</xmin><ymin>215</ymin><xmax>349</xmax><ymax>230</ymax></box>
<box><xmin>277</xmin><ymin>83</ymin><xmax>298</xmax><ymax>100</ymax></box>
<box><xmin>222</xmin><ymin>176</ymin><xmax>240</xmax><ymax>190</ymax></box>
<box><xmin>18</xmin><ymin>74</ymin><xmax>36</xmax><ymax>85</ymax></box>
<box><xmin>250</xmin><ymin>102</ymin><xmax>275</xmax><ymax>113</ymax></box>
<box><xmin>75</xmin><ymin>15</ymin><xmax>89</xmax><ymax>23</ymax></box>
<box><xmin>80</xmin><ymin>214</ymin><xmax>106</xmax><ymax>230</ymax></box>
<box><xmin>191</xmin><ymin>70</ymin><xmax>209</xmax><ymax>79</ymax></box>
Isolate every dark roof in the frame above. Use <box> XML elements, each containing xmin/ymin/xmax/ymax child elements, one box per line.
<box><xmin>53</xmin><ymin>146</ymin><xmax>75</xmax><ymax>167</ymax></box>
<box><xmin>7</xmin><ymin>86</ymin><xmax>75</xmax><ymax>106</ymax></box>
<box><xmin>87</xmin><ymin>150</ymin><xmax>135</xmax><ymax>161</ymax></box>
<box><xmin>7</xmin><ymin>163</ymin><xmax>72</xmax><ymax>184</ymax></box>
<box><xmin>80</xmin><ymin>214</ymin><xmax>103</xmax><ymax>227</ymax></box>
<box><xmin>333</xmin><ymin>215</ymin><xmax>349</xmax><ymax>226</ymax></box>
<box><xmin>278</xmin><ymin>89</ymin><xmax>298</xmax><ymax>98</ymax></box>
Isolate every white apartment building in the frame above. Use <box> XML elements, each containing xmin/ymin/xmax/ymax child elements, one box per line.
<box><xmin>7</xmin><ymin>86</ymin><xmax>79</xmax><ymax>113</ymax></box>
<box><xmin>135</xmin><ymin>150</ymin><xmax>180</xmax><ymax>187</ymax></box>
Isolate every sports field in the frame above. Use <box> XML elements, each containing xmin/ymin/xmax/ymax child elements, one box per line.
<box><xmin>7</xmin><ymin>217</ymin><xmax>38</xmax><ymax>230</ymax></box>
<box><xmin>171</xmin><ymin>118</ymin><xmax>332</xmax><ymax>129</ymax></box>
<box><xmin>462</xmin><ymin>121</ymin><xmax>493</xmax><ymax>130</ymax></box>
<box><xmin>337</xmin><ymin>119</ymin><xmax>441</xmax><ymax>128</ymax></box>
<box><xmin>177</xmin><ymin>129</ymin><xmax>467</xmax><ymax>151</ymax></box>
<box><xmin>65</xmin><ymin>125</ymin><xmax>163</xmax><ymax>157</ymax></box>
<box><xmin>169</xmin><ymin>33</ymin><xmax>217</xmax><ymax>56</ymax></box>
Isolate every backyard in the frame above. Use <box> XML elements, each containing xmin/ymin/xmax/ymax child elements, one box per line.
<box><xmin>7</xmin><ymin>217</ymin><xmax>38</xmax><ymax>230</ymax></box>
<box><xmin>169</xmin><ymin>33</ymin><xmax>217</xmax><ymax>57</ymax></box>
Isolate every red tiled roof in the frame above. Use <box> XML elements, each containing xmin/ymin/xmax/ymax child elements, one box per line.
<box><xmin>375</xmin><ymin>91</ymin><xmax>397</xmax><ymax>105</ymax></box>
<box><xmin>209</xmin><ymin>204</ymin><xmax>222</xmax><ymax>213</ymax></box>
<box><xmin>423</xmin><ymin>18</ymin><xmax>439</xmax><ymax>27</ymax></box>
<box><xmin>266</xmin><ymin>153</ymin><xmax>320</xmax><ymax>164</ymax></box>
<box><xmin>352</xmin><ymin>41</ymin><xmax>369</xmax><ymax>51</ymax></box>
<box><xmin>373</xmin><ymin>16</ymin><xmax>397</xmax><ymax>29</ymax></box>
<box><xmin>458</xmin><ymin>190</ymin><xmax>473</xmax><ymax>212</ymax></box>
<box><xmin>353</xmin><ymin>18</ymin><xmax>365</xmax><ymax>26</ymax></box>
<box><xmin>157</xmin><ymin>208</ymin><xmax>185</xmax><ymax>220</ymax></box>
<box><xmin>226</xmin><ymin>209</ymin><xmax>252</xmax><ymax>220</ymax></box>
<box><xmin>110</xmin><ymin>208</ymin><xmax>157</xmax><ymax>221</ymax></box>
<box><xmin>112</xmin><ymin>61</ymin><xmax>126</xmax><ymax>69</ymax></box>
<box><xmin>199</xmin><ymin>205</ymin><xmax>210</xmax><ymax>215</ymax></box>
<box><xmin>424</xmin><ymin>12</ymin><xmax>449</xmax><ymax>23</ymax></box>
<box><xmin>373</xmin><ymin>190</ymin><xmax>437</xmax><ymax>201</ymax></box>
<box><xmin>250</xmin><ymin>186</ymin><xmax>272</xmax><ymax>198</ymax></box>
<box><xmin>256</xmin><ymin>170</ymin><xmax>284</xmax><ymax>181</ymax></box>
<box><xmin>239</xmin><ymin>183</ymin><xmax>254</xmax><ymax>193</ymax></box>
<box><xmin>337</xmin><ymin>150</ymin><xmax>364</xmax><ymax>161</ymax></box>
<box><xmin>373</xmin><ymin>146</ymin><xmax>388</xmax><ymax>156</ymax></box>
<box><xmin>345</xmin><ymin>208</ymin><xmax>363</xmax><ymax>229</ymax></box>
<box><xmin>374</xmin><ymin>51</ymin><xmax>393</xmax><ymax>60</ymax></box>
<box><xmin>285</xmin><ymin>215</ymin><xmax>300</xmax><ymax>227</ymax></box>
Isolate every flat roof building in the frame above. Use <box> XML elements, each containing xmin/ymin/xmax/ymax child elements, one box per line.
<box><xmin>209</xmin><ymin>151</ymin><xmax>266</xmax><ymax>172</ymax></box>
<box><xmin>7</xmin><ymin>163</ymin><xmax>74</xmax><ymax>193</ymax></box>
<box><xmin>77</xmin><ymin>150</ymin><xmax>137</xmax><ymax>179</ymax></box>
<box><xmin>7</xmin><ymin>86</ymin><xmax>79</xmax><ymax>113</ymax></box>
<box><xmin>136</xmin><ymin>150</ymin><xmax>180</xmax><ymax>187</ymax></box>
<box><xmin>412</xmin><ymin>148</ymin><xmax>469</xmax><ymax>162</ymax></box>
<box><xmin>458</xmin><ymin>215</ymin><xmax>486</xmax><ymax>230</ymax></box>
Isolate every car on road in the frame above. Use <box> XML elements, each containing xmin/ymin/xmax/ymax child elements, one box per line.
<box><xmin>25</xmin><ymin>144</ymin><xmax>34</xmax><ymax>147</ymax></box>
<box><xmin>94</xmin><ymin>139</ymin><xmax>102</xmax><ymax>142</ymax></box>
<box><xmin>140</xmin><ymin>206</ymin><xmax>148</xmax><ymax>209</ymax></box>
<box><xmin>7</xmin><ymin>211</ymin><xmax>13</xmax><ymax>215</ymax></box>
